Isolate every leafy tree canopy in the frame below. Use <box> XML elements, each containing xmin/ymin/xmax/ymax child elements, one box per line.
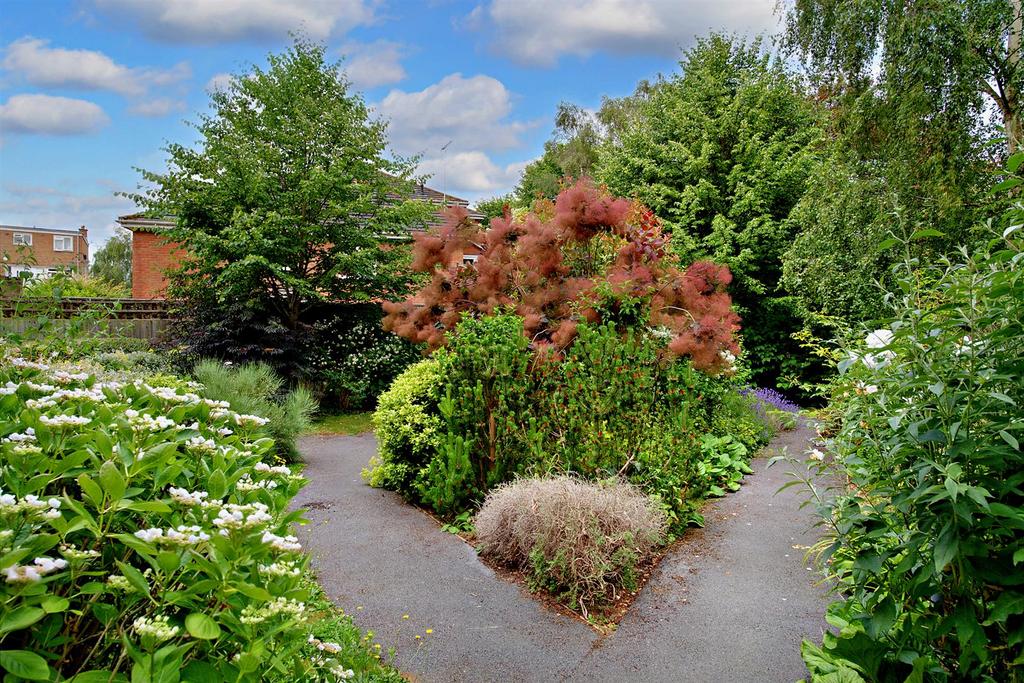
<box><xmin>90</xmin><ymin>227</ymin><xmax>132</xmax><ymax>287</ymax></box>
<box><xmin>782</xmin><ymin>0</ymin><xmax>1021</xmax><ymax>153</ymax></box>
<box><xmin>126</xmin><ymin>38</ymin><xmax>431</xmax><ymax>329</ymax></box>
<box><xmin>598</xmin><ymin>34</ymin><xmax>824</xmax><ymax>387</ymax></box>
<box><xmin>779</xmin><ymin>0</ymin><xmax>1007</xmax><ymax>323</ymax></box>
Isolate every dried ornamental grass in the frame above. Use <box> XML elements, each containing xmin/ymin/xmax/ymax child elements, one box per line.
<box><xmin>474</xmin><ymin>476</ymin><xmax>667</xmax><ymax>614</ymax></box>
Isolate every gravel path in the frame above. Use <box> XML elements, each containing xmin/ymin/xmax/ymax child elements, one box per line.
<box><xmin>293</xmin><ymin>425</ymin><xmax>831</xmax><ymax>683</ymax></box>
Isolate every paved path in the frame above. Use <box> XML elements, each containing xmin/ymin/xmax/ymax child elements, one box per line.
<box><xmin>293</xmin><ymin>425</ymin><xmax>831</xmax><ymax>683</ymax></box>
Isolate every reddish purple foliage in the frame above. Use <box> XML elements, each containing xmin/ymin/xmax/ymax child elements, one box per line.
<box><xmin>383</xmin><ymin>180</ymin><xmax>740</xmax><ymax>371</ymax></box>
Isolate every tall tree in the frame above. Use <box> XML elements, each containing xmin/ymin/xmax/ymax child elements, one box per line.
<box><xmin>783</xmin><ymin>0</ymin><xmax>1022</xmax><ymax>154</ymax></box>
<box><xmin>514</xmin><ymin>95</ymin><xmax>648</xmax><ymax>205</ymax></box>
<box><xmin>779</xmin><ymin>0</ymin><xmax>1003</xmax><ymax>323</ymax></box>
<box><xmin>90</xmin><ymin>227</ymin><xmax>132</xmax><ymax>287</ymax></box>
<box><xmin>599</xmin><ymin>35</ymin><xmax>824</xmax><ymax>389</ymax></box>
<box><xmin>127</xmin><ymin>38</ymin><xmax>429</xmax><ymax>332</ymax></box>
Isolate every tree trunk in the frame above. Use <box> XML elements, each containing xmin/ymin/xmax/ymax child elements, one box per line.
<box><xmin>1009</xmin><ymin>0</ymin><xmax>1022</xmax><ymax>154</ymax></box>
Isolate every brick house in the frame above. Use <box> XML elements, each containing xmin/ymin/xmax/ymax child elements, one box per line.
<box><xmin>0</xmin><ymin>225</ymin><xmax>89</xmax><ymax>278</ymax></box>
<box><xmin>117</xmin><ymin>183</ymin><xmax>484</xmax><ymax>299</ymax></box>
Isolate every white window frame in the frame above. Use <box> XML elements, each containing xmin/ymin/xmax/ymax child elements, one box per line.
<box><xmin>461</xmin><ymin>254</ymin><xmax>479</xmax><ymax>266</ymax></box>
<box><xmin>53</xmin><ymin>235</ymin><xmax>73</xmax><ymax>252</ymax></box>
<box><xmin>12</xmin><ymin>233</ymin><xmax>31</xmax><ymax>246</ymax></box>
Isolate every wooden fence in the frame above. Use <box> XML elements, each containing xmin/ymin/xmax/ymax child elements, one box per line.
<box><xmin>0</xmin><ymin>297</ymin><xmax>172</xmax><ymax>341</ymax></box>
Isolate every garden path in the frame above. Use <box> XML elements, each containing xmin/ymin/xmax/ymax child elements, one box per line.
<box><xmin>293</xmin><ymin>425</ymin><xmax>831</xmax><ymax>683</ymax></box>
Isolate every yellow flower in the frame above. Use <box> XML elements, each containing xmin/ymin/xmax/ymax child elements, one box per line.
<box><xmin>415</xmin><ymin>635</ymin><xmax>421</xmax><ymax>640</ymax></box>
<box><xmin>425</xmin><ymin>629</ymin><xmax>433</xmax><ymax>634</ymax></box>
<box><xmin>402</xmin><ymin>614</ymin><xmax>409</xmax><ymax>620</ymax></box>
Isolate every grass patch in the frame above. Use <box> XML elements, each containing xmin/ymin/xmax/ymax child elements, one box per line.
<box><xmin>310</xmin><ymin>411</ymin><xmax>374</xmax><ymax>435</ymax></box>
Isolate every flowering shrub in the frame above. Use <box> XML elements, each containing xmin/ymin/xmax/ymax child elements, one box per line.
<box><xmin>306</xmin><ymin>312</ymin><xmax>421</xmax><ymax>411</ymax></box>
<box><xmin>0</xmin><ymin>353</ymin><xmax>394</xmax><ymax>681</ymax></box>
<box><xmin>792</xmin><ymin>208</ymin><xmax>1024</xmax><ymax>680</ymax></box>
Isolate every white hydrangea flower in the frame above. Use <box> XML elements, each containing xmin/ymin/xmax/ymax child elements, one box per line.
<box><xmin>39</xmin><ymin>414</ymin><xmax>92</xmax><ymax>428</ymax></box>
<box><xmin>26</xmin><ymin>398</ymin><xmax>57</xmax><ymax>410</ymax></box>
<box><xmin>133</xmin><ymin>615</ymin><xmax>180</xmax><ymax>641</ymax></box>
<box><xmin>185</xmin><ymin>436</ymin><xmax>218</xmax><ymax>454</ymax></box>
<box><xmin>254</xmin><ymin>462</ymin><xmax>291</xmax><ymax>476</ymax></box>
<box><xmin>259</xmin><ymin>560</ymin><xmax>302</xmax><ymax>577</ymax></box>
<box><xmin>3</xmin><ymin>427</ymin><xmax>36</xmax><ymax>443</ymax></box>
<box><xmin>236</xmin><ymin>474</ymin><xmax>278</xmax><ymax>492</ymax></box>
<box><xmin>106</xmin><ymin>574</ymin><xmax>134</xmax><ymax>591</ymax></box>
<box><xmin>9</xmin><ymin>358</ymin><xmax>50</xmax><ymax>371</ymax></box>
<box><xmin>50</xmin><ymin>370</ymin><xmax>89</xmax><ymax>384</ymax></box>
<box><xmin>3</xmin><ymin>556</ymin><xmax>68</xmax><ymax>583</ymax></box>
<box><xmin>167</xmin><ymin>486</ymin><xmax>209</xmax><ymax>507</ymax></box>
<box><xmin>235</xmin><ymin>414</ymin><xmax>270</xmax><ymax>428</ymax></box>
<box><xmin>212</xmin><ymin>502</ymin><xmax>272</xmax><ymax>531</ymax></box>
<box><xmin>261</xmin><ymin>530</ymin><xmax>302</xmax><ymax>553</ymax></box>
<box><xmin>60</xmin><ymin>544</ymin><xmax>100</xmax><ymax>561</ymax></box>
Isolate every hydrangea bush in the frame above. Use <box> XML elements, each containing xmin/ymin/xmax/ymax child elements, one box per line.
<box><xmin>0</xmin><ymin>353</ymin><xmax>391</xmax><ymax>681</ymax></box>
<box><xmin>790</xmin><ymin>214</ymin><xmax>1024</xmax><ymax>680</ymax></box>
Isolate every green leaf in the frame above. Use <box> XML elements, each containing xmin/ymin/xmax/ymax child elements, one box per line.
<box><xmin>910</xmin><ymin>229</ymin><xmax>945</xmax><ymax>240</ymax></box>
<box><xmin>990</xmin><ymin>392</ymin><xmax>1017</xmax><ymax>406</ymax></box>
<box><xmin>0</xmin><ymin>606</ymin><xmax>45</xmax><ymax>634</ymax></box>
<box><xmin>185</xmin><ymin>613</ymin><xmax>222</xmax><ymax>640</ymax></box>
<box><xmin>78</xmin><ymin>473</ymin><xmax>104</xmax><ymax>507</ymax></box>
<box><xmin>207</xmin><ymin>470</ymin><xmax>226</xmax><ymax>500</ymax></box>
<box><xmin>234</xmin><ymin>582</ymin><xmax>272</xmax><ymax>601</ymax></box>
<box><xmin>934</xmin><ymin>527</ymin><xmax>959</xmax><ymax>571</ymax></box>
<box><xmin>0</xmin><ymin>650</ymin><xmax>51</xmax><ymax>680</ymax></box>
<box><xmin>123</xmin><ymin>500</ymin><xmax>173</xmax><ymax>513</ymax></box>
<box><xmin>116</xmin><ymin>561</ymin><xmax>150</xmax><ymax>596</ymax></box>
<box><xmin>180</xmin><ymin>661</ymin><xmax>221</xmax><ymax>683</ymax></box>
<box><xmin>40</xmin><ymin>595</ymin><xmax>70</xmax><ymax>613</ymax></box>
<box><xmin>1007</xmin><ymin>152</ymin><xmax>1024</xmax><ymax>173</ymax></box>
<box><xmin>1000</xmin><ymin>430</ymin><xmax>1019</xmax><ymax>450</ymax></box>
<box><xmin>99</xmin><ymin>460</ymin><xmax>127</xmax><ymax>502</ymax></box>
<box><xmin>68</xmin><ymin>672</ymin><xmax>128</xmax><ymax>683</ymax></box>
<box><xmin>992</xmin><ymin>177</ymin><xmax>1022</xmax><ymax>193</ymax></box>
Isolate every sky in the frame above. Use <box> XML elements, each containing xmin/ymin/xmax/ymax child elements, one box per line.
<box><xmin>0</xmin><ymin>0</ymin><xmax>780</xmax><ymax>252</ymax></box>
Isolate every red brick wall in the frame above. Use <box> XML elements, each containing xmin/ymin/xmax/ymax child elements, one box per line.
<box><xmin>131</xmin><ymin>231</ymin><xmax>183</xmax><ymax>299</ymax></box>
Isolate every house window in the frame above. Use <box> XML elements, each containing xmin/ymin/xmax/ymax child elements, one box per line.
<box><xmin>12</xmin><ymin>233</ymin><xmax>31</xmax><ymax>246</ymax></box>
<box><xmin>461</xmin><ymin>254</ymin><xmax>479</xmax><ymax>266</ymax></box>
<box><xmin>53</xmin><ymin>236</ymin><xmax>73</xmax><ymax>252</ymax></box>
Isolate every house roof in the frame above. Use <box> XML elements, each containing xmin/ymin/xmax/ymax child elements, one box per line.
<box><xmin>118</xmin><ymin>180</ymin><xmax>485</xmax><ymax>233</ymax></box>
<box><xmin>1</xmin><ymin>224</ymin><xmax>85</xmax><ymax>237</ymax></box>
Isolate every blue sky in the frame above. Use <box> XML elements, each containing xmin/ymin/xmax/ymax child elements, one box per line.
<box><xmin>0</xmin><ymin>0</ymin><xmax>779</xmax><ymax>251</ymax></box>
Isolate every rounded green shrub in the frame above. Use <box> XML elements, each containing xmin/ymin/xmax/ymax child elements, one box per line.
<box><xmin>365</xmin><ymin>357</ymin><xmax>445</xmax><ymax>495</ymax></box>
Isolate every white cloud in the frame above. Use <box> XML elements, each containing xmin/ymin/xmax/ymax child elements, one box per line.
<box><xmin>128</xmin><ymin>97</ymin><xmax>187</xmax><ymax>118</ymax></box>
<box><xmin>2</xmin><ymin>37</ymin><xmax>189</xmax><ymax>97</ymax></box>
<box><xmin>341</xmin><ymin>40</ymin><xmax>407</xmax><ymax>89</ymax></box>
<box><xmin>93</xmin><ymin>0</ymin><xmax>377</xmax><ymax>44</ymax></box>
<box><xmin>205</xmin><ymin>72</ymin><xmax>233</xmax><ymax>92</ymax></box>
<box><xmin>418</xmin><ymin>151</ymin><xmax>526</xmax><ymax>193</ymax></box>
<box><xmin>378</xmin><ymin>73</ymin><xmax>532</xmax><ymax>157</ymax></box>
<box><xmin>468</xmin><ymin>0</ymin><xmax>778</xmax><ymax>66</ymax></box>
<box><xmin>0</xmin><ymin>181</ymin><xmax>135</xmax><ymax>249</ymax></box>
<box><xmin>0</xmin><ymin>94</ymin><xmax>110</xmax><ymax>135</ymax></box>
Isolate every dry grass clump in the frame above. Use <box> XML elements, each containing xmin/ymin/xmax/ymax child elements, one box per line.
<box><xmin>474</xmin><ymin>476</ymin><xmax>667</xmax><ymax>615</ymax></box>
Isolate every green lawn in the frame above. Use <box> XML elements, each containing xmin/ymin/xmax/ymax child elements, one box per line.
<box><xmin>309</xmin><ymin>411</ymin><xmax>374</xmax><ymax>435</ymax></box>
